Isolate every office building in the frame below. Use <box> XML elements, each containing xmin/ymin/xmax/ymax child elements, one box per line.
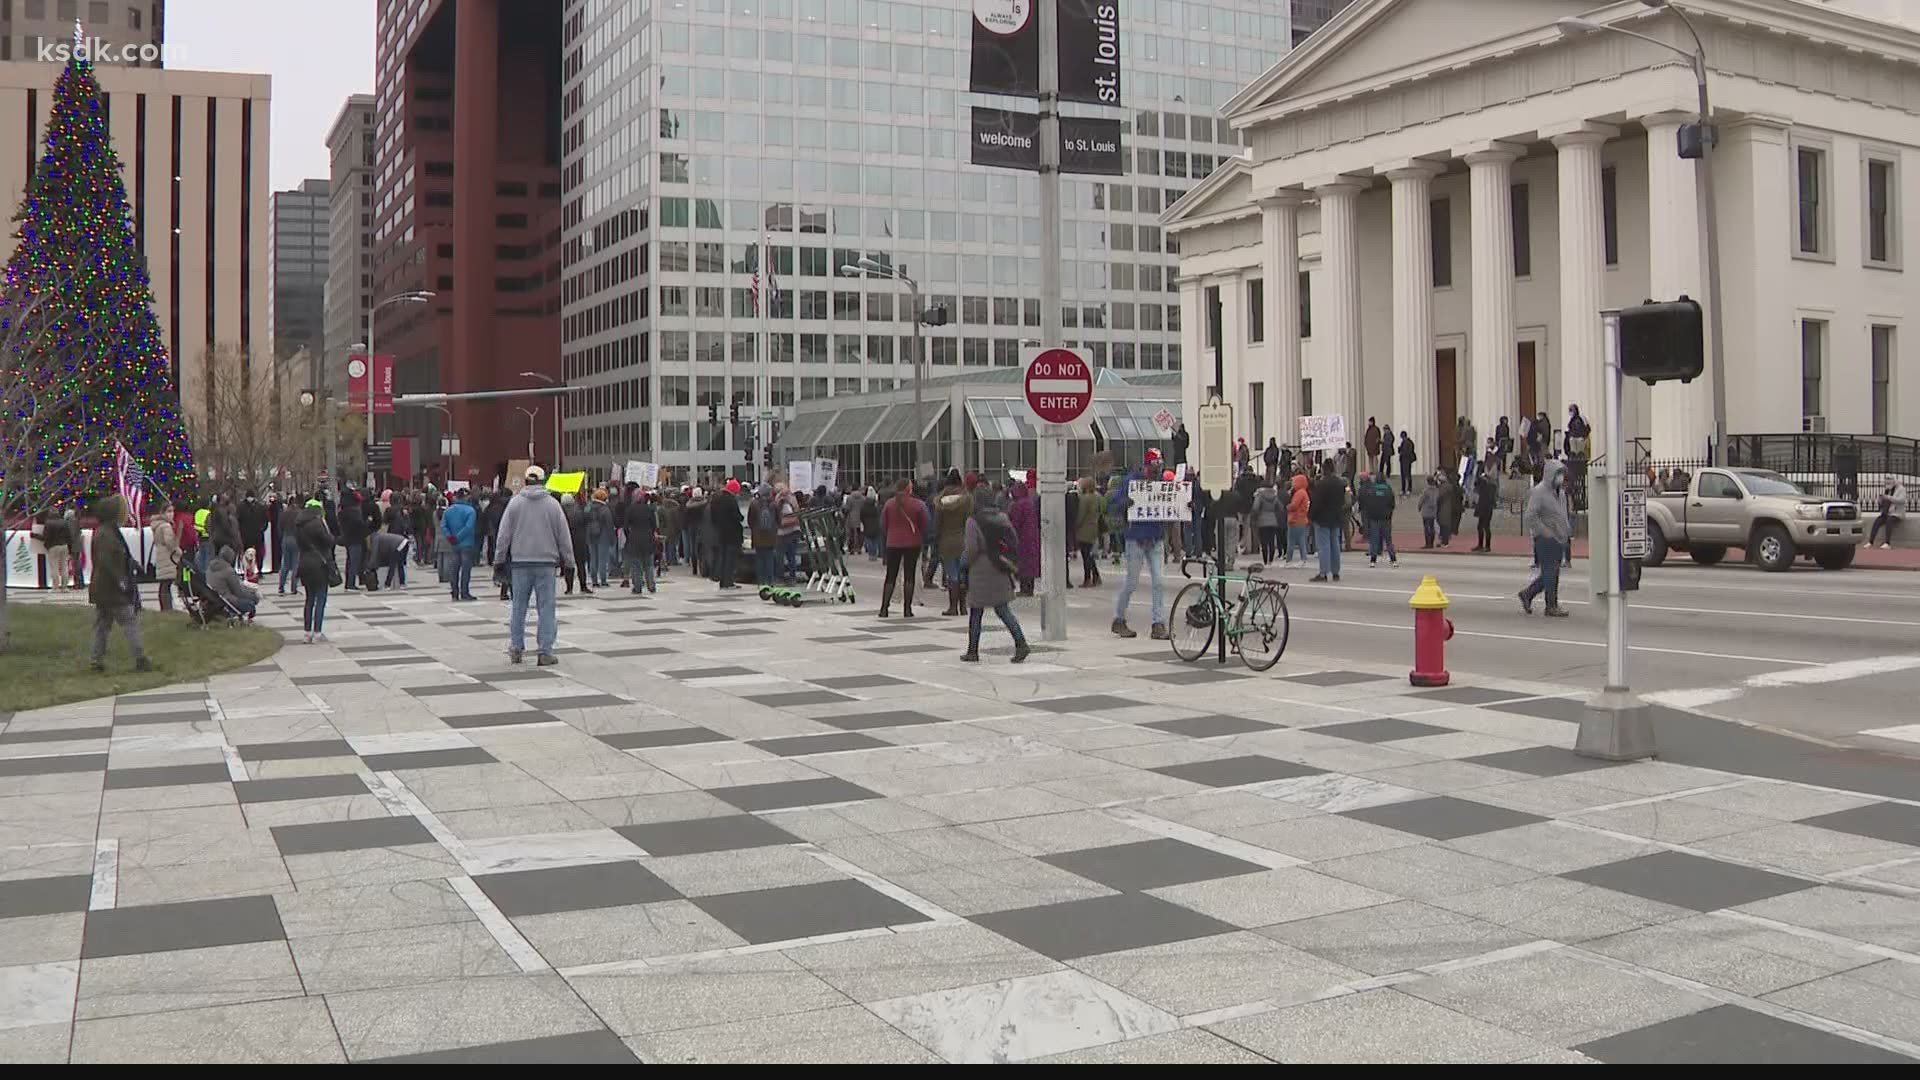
<box><xmin>557</xmin><ymin>0</ymin><xmax>1293</xmax><ymax>479</ymax></box>
<box><xmin>323</xmin><ymin>92</ymin><xmax>374</xmax><ymax>398</ymax></box>
<box><xmin>1</xmin><ymin>0</ymin><xmax>165</xmax><ymax>66</ymax></box>
<box><xmin>270</xmin><ymin>177</ymin><xmax>328</xmax><ymax>373</ymax></box>
<box><xmin>1164</xmin><ymin>0</ymin><xmax>1920</xmax><ymax>467</ymax></box>
<box><xmin>0</xmin><ymin>59</ymin><xmax>270</xmax><ymax>429</ymax></box>
<box><xmin>373</xmin><ymin>0</ymin><xmax>561</xmax><ymax>483</ymax></box>
<box><xmin>1290</xmin><ymin>0</ymin><xmax>1357</xmax><ymax>46</ymax></box>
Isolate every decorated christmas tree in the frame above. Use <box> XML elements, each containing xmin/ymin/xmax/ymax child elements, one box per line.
<box><xmin>0</xmin><ymin>49</ymin><xmax>193</xmax><ymax>511</ymax></box>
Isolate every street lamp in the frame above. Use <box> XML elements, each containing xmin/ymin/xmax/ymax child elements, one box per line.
<box><xmin>363</xmin><ymin>290</ymin><xmax>436</xmax><ymax>487</ymax></box>
<box><xmin>841</xmin><ymin>258</ymin><xmax>928</xmax><ymax>476</ymax></box>
<box><xmin>519</xmin><ymin>371</ymin><xmax>563</xmax><ymax>467</ymax></box>
<box><xmin>420</xmin><ymin>402</ymin><xmax>458</xmax><ymax>482</ymax></box>
<box><xmin>1558</xmin><ymin>2</ymin><xmax>1726</xmax><ymax>464</ymax></box>
<box><xmin>513</xmin><ymin>406</ymin><xmax>540</xmax><ymax>463</ymax></box>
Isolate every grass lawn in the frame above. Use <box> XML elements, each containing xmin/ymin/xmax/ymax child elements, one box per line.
<box><xmin>0</xmin><ymin>604</ymin><xmax>282</xmax><ymax>711</ymax></box>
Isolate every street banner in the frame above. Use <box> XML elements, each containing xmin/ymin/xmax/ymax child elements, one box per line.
<box><xmin>1299</xmin><ymin>414</ymin><xmax>1349</xmax><ymax>453</ymax></box>
<box><xmin>625</xmin><ymin>460</ymin><xmax>660</xmax><ymax>488</ymax></box>
<box><xmin>1127</xmin><ymin>480</ymin><xmax>1191</xmax><ymax>522</ymax></box>
<box><xmin>970</xmin><ymin>0</ymin><xmax>1038</xmax><ymax>96</ymax></box>
<box><xmin>813</xmin><ymin>458</ymin><xmax>839</xmax><ymax>492</ymax></box>
<box><xmin>345</xmin><ymin>353</ymin><xmax>395</xmax><ymax>415</ymax></box>
<box><xmin>970</xmin><ymin>108</ymin><xmax>1122</xmax><ymax>175</ymax></box>
<box><xmin>1057</xmin><ymin>0</ymin><xmax>1120</xmax><ymax>105</ymax></box>
<box><xmin>788</xmin><ymin>460</ymin><xmax>814</xmax><ymax>493</ymax></box>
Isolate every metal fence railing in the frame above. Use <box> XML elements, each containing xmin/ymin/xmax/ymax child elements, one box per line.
<box><xmin>1627</xmin><ymin>433</ymin><xmax>1919</xmax><ymax>511</ymax></box>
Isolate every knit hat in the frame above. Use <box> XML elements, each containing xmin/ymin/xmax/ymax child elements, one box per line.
<box><xmin>725</xmin><ymin>478</ymin><xmax>742</xmax><ymax>495</ymax></box>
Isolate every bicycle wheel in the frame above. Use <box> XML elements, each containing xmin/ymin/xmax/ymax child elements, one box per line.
<box><xmin>1237</xmin><ymin>586</ymin><xmax>1291</xmax><ymax>672</ymax></box>
<box><xmin>1167</xmin><ymin>582</ymin><xmax>1217</xmax><ymax>662</ymax></box>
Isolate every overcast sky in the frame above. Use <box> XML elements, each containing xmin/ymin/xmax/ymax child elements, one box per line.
<box><xmin>167</xmin><ymin>0</ymin><xmax>375</xmax><ymax>191</ymax></box>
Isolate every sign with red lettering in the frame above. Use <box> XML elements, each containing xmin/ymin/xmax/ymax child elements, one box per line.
<box><xmin>1022</xmin><ymin>346</ymin><xmax>1093</xmax><ymax>425</ymax></box>
<box><xmin>346</xmin><ymin>353</ymin><xmax>395</xmax><ymax>415</ymax></box>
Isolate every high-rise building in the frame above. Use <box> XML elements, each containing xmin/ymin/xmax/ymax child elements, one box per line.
<box><xmin>558</xmin><ymin>0</ymin><xmax>1292</xmax><ymax>478</ymax></box>
<box><xmin>323</xmin><ymin>93</ymin><xmax>374</xmax><ymax>399</ymax></box>
<box><xmin>0</xmin><ymin>60</ymin><xmax>269</xmax><ymax>429</ymax></box>
<box><xmin>1</xmin><ymin>0</ymin><xmax>166</xmax><ymax>66</ymax></box>
<box><xmin>1290</xmin><ymin>0</ymin><xmax>1357</xmax><ymax>46</ymax></box>
<box><xmin>373</xmin><ymin>0</ymin><xmax>561</xmax><ymax>484</ymax></box>
<box><xmin>270</xmin><ymin>178</ymin><xmax>328</xmax><ymax>373</ymax></box>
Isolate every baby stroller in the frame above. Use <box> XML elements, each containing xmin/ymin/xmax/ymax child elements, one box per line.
<box><xmin>180</xmin><ymin>563</ymin><xmax>250</xmax><ymax>628</ymax></box>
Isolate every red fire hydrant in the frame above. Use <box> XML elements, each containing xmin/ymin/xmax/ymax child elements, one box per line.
<box><xmin>1409</xmin><ymin>575</ymin><xmax>1454</xmax><ymax>687</ymax></box>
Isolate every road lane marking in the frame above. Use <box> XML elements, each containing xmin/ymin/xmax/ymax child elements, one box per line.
<box><xmin>1286</xmin><ymin>614</ymin><xmax>1819</xmax><ymax>666</ymax></box>
<box><xmin>1280</xmin><ymin>581</ymin><xmax>1920</xmax><ymax>627</ymax></box>
<box><xmin>1644</xmin><ymin>654</ymin><xmax>1920</xmax><ymax>711</ymax></box>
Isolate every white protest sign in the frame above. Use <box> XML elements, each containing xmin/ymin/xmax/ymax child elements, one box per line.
<box><xmin>1152</xmin><ymin>408</ymin><xmax>1176</xmax><ymax>436</ymax></box>
<box><xmin>813</xmin><ymin>458</ymin><xmax>838</xmax><ymax>492</ymax></box>
<box><xmin>625</xmin><ymin>461</ymin><xmax>660</xmax><ymax>487</ymax></box>
<box><xmin>1174</xmin><ymin>463</ymin><xmax>1188</xmax><ymax>483</ymax></box>
<box><xmin>788</xmin><ymin>459</ymin><xmax>814</xmax><ymax>492</ymax></box>
<box><xmin>1127</xmin><ymin>480</ymin><xmax>1192</xmax><ymax>522</ymax></box>
<box><xmin>1299</xmin><ymin>414</ymin><xmax>1349</xmax><ymax>453</ymax></box>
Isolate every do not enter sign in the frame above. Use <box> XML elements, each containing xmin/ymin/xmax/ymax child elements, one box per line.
<box><xmin>1022</xmin><ymin>346</ymin><xmax>1093</xmax><ymax>425</ymax></box>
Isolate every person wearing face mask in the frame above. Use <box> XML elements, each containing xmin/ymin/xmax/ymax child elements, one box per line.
<box><xmin>1518</xmin><ymin>459</ymin><xmax>1573</xmax><ymax>618</ymax></box>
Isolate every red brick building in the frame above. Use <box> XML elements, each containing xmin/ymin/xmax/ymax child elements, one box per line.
<box><xmin>372</xmin><ymin>0</ymin><xmax>562</xmax><ymax>486</ymax></box>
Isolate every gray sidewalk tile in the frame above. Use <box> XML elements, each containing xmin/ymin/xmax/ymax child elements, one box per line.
<box><xmin>68</xmin><ymin>996</ymin><xmax>347</xmax><ymax>1063</ymax></box>
<box><xmin>1576</xmin><ymin>1003</ymin><xmax>1914</xmax><ymax>1063</ymax></box>
<box><xmin>473</xmin><ymin>860</ymin><xmax>680</xmax><ymax>917</ymax></box>
<box><xmin>233</xmin><ymin>775</ymin><xmax>369</xmax><ymax>804</ymax></box>
<box><xmin>0</xmin><ymin>725</ymin><xmax>113</xmax><ymax>745</ymax></box>
<box><xmin>1314</xmin><ymin>843</ymin><xmax>1538</xmax><ymax>903</ymax></box>
<box><xmin>811</xmin><ymin>674</ymin><xmax>911</xmax><ymax>689</ymax></box>
<box><xmin>1312</xmin><ymin>717</ymin><xmax>1454</xmax><ymax>743</ymax></box>
<box><xmin>369</xmin><ymin>1029</ymin><xmax>638</xmax><ymax>1063</ymax></box>
<box><xmin>629</xmin><ymin>1002</ymin><xmax>941</xmax><ymax>1064</ymax></box>
<box><xmin>287</xmin><ymin>920</ymin><xmax>520</xmax><ymax>994</ymax></box>
<box><xmin>1033</xmin><ymin>1028</ymin><xmax>1273</xmax><ymax>1064</ymax></box>
<box><xmin>690</xmin><ymin>877</ymin><xmax>932</xmax><ymax>943</ymax></box>
<box><xmin>358</xmin><ymin>747</ymin><xmax>497</xmax><ymax>771</ymax></box>
<box><xmin>1209</xmin><ymin>987</ymin><xmax>1550</xmax><ymax>1063</ymax></box>
<box><xmin>1340</xmin><ymin>796</ymin><xmax>1547</xmax><ymax>840</ymax></box>
<box><xmin>567</xmin><ymin>951</ymin><xmax>845</xmax><ymax>1037</ymax></box>
<box><xmin>816</xmin><ymin>709</ymin><xmax>949</xmax><ymax>730</ymax></box>
<box><xmin>75</xmin><ymin>939</ymin><xmax>303</xmax><ymax>1019</ymax></box>
<box><xmin>1404</xmin><ymin>949</ymin><xmax>1718</xmax><ymax>1046</ymax></box>
<box><xmin>1135</xmin><ymin>668</ymin><xmax>1251</xmax><ymax>684</ymax></box>
<box><xmin>1148</xmin><ymin>867</ymin><xmax>1397</xmax><ymax>928</ymax></box>
<box><xmin>405</xmin><ymin>682</ymin><xmax>496</xmax><ymax>697</ymax></box>
<box><xmin>510</xmin><ymin>899</ymin><xmax>743</xmax><ymax>967</ymax></box>
<box><xmin>781</xmin><ymin>921</ymin><xmax>1060</xmax><ymax>1002</ymax></box>
<box><xmin>0</xmin><ymin>911</ymin><xmax>85</xmax><ymax>966</ymax></box>
<box><xmin>270</xmin><ymin>815</ymin><xmax>436</xmax><ymax>856</ymax></box>
<box><xmin>436</xmin><ymin>709</ymin><xmax>559</xmax><ymax>730</ymax></box>
<box><xmin>1430</xmin><ymin>876</ymin><xmax>1689</xmax><ymax>943</ymax></box>
<box><xmin>1796</xmin><ymin>801</ymin><xmax>1920</xmax><ymax>847</ymax></box>
<box><xmin>1141</xmin><ymin>714</ymin><xmax>1281</xmax><ymax>738</ymax></box>
<box><xmin>745</xmin><ymin>690</ymin><xmax>858</xmax><ymax>708</ymax></box>
<box><xmin>110</xmin><ymin>710</ymin><xmax>212</xmax><ymax>727</ymax></box>
<box><xmin>0</xmin><ymin>752</ymin><xmax>107</xmax><ymax>777</ymax></box>
<box><xmin>0</xmin><ymin>873</ymin><xmax>93</xmax><ymax>917</ymax></box>
<box><xmin>234</xmin><ymin>739</ymin><xmax>355</xmax><ymax>761</ymax></box>
<box><xmin>1070</xmin><ymin>930</ymin><xmax>1361</xmax><ymax>1017</ymax></box>
<box><xmin>1583</xmin><ymin>912</ymin><xmax>1876</xmax><ymax>996</ymax></box>
<box><xmin>325</xmin><ymin>973</ymin><xmax>606</xmax><ymax>1061</ymax></box>
<box><xmin>291</xmin><ymin>674</ymin><xmax>375</xmax><ymax>686</ymax></box>
<box><xmin>1562</xmin><ymin>850</ymin><xmax>1815</xmax><ymax>912</ymax></box>
<box><xmin>81</xmin><ymin>894</ymin><xmax>287</xmax><ymax>958</ymax></box>
<box><xmin>971</xmin><ymin>891</ymin><xmax>1236</xmax><ymax>961</ymax></box>
<box><xmin>1280</xmin><ymin>670</ymin><xmax>1395</xmax><ymax>687</ymax></box>
<box><xmin>749</xmin><ymin>732</ymin><xmax>889</xmax><ymax>757</ymax></box>
<box><xmin>1040</xmin><ymin>838</ymin><xmax>1264</xmax><ymax>892</ymax></box>
<box><xmin>1458</xmin><ymin>747</ymin><xmax>1631</xmax><ymax>779</ymax></box>
<box><xmin>1410</xmin><ymin>686</ymin><xmax>1536</xmax><ymax>706</ymax></box>
<box><xmin>1150</xmin><ymin>754</ymin><xmax>1325</xmax><ymax>788</ymax></box>
<box><xmin>1259</xmin><ymin>899</ymin><xmax>1536</xmax><ymax>975</ymax></box>
<box><xmin>523</xmin><ymin>694</ymin><xmax>630</xmax><ymax>710</ymax></box>
<box><xmin>709</xmin><ymin>776</ymin><xmax>880</xmax><ymax>811</ymax></box>
<box><xmin>1020</xmin><ymin>693</ymin><xmax>1147</xmax><ymax>714</ymax></box>
<box><xmin>665</xmin><ymin>666</ymin><xmax>760</xmax><ymax>679</ymax></box>
<box><xmin>272</xmin><ymin>878</ymin><xmax>477</xmax><ymax>938</ymax></box>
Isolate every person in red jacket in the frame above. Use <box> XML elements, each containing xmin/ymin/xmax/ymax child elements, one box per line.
<box><xmin>878</xmin><ymin>477</ymin><xmax>926</xmax><ymax>618</ymax></box>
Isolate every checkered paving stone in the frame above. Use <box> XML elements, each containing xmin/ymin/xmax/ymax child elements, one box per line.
<box><xmin>290</xmin><ymin>674</ymin><xmax>377</xmax><ymax>686</ymax></box>
<box><xmin>11</xmin><ymin>578</ymin><xmax>1920</xmax><ymax>1063</ymax></box>
<box><xmin>1407</xmin><ymin>686</ymin><xmax>1537</xmax><ymax>706</ymax></box>
<box><xmin>706</xmin><ymin>628</ymin><xmax>774</xmax><ymax>638</ymax></box>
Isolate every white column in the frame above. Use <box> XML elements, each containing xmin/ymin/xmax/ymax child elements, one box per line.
<box><xmin>1312</xmin><ymin>179</ymin><xmax>1365</xmax><ymax>435</ymax></box>
<box><xmin>1219</xmin><ymin>273</ymin><xmax>1247</xmax><ymax>415</ymax></box>
<box><xmin>1178</xmin><ymin>275</ymin><xmax>1204</xmax><ymax>425</ymax></box>
<box><xmin>1463</xmin><ymin>143</ymin><xmax>1522</xmax><ymax>441</ymax></box>
<box><xmin>1552</xmin><ymin>124</ymin><xmax>1617</xmax><ymax>433</ymax></box>
<box><xmin>1261</xmin><ymin>194</ymin><xmax>1304</xmax><ymax>451</ymax></box>
<box><xmin>1643</xmin><ymin>113</ymin><xmax>1714</xmax><ymax>458</ymax></box>
<box><xmin>1387</xmin><ymin>163</ymin><xmax>1442</xmax><ymax>473</ymax></box>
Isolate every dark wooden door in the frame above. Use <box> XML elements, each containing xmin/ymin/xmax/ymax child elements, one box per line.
<box><xmin>1517</xmin><ymin>341</ymin><xmax>1538</xmax><ymax>421</ymax></box>
<box><xmin>1435</xmin><ymin>347</ymin><xmax>1458</xmax><ymax>466</ymax></box>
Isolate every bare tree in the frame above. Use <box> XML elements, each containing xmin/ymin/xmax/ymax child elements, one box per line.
<box><xmin>187</xmin><ymin>344</ymin><xmax>325</xmax><ymax>501</ymax></box>
<box><xmin>0</xmin><ymin>283</ymin><xmax>96</xmax><ymax>652</ymax></box>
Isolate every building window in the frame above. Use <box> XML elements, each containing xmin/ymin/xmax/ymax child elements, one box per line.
<box><xmin>1795</xmin><ymin>143</ymin><xmax>1830</xmax><ymax>257</ymax></box>
<box><xmin>1203</xmin><ymin>284</ymin><xmax>1220</xmax><ymax>350</ymax></box>
<box><xmin>1601</xmin><ymin>166</ymin><xmax>1619</xmax><ymax>267</ymax></box>
<box><xmin>1872</xmin><ymin>325</ymin><xmax>1895</xmax><ymax>435</ymax></box>
<box><xmin>1298</xmin><ymin>271</ymin><xmax>1311</xmax><ymax>338</ymax></box>
<box><xmin>1246</xmin><ymin>278</ymin><xmax>1264</xmax><ymax>343</ymax></box>
<box><xmin>1249</xmin><ymin>382</ymin><xmax>1265</xmax><ymax>443</ymax></box>
<box><xmin>1800</xmin><ymin>318</ymin><xmax>1825</xmax><ymax>420</ymax></box>
<box><xmin>1300</xmin><ymin>378</ymin><xmax>1312</xmax><ymax>416</ymax></box>
<box><xmin>1430</xmin><ymin>198</ymin><xmax>1452</xmax><ymax>287</ymax></box>
<box><xmin>1865</xmin><ymin>155</ymin><xmax>1898</xmax><ymax>267</ymax></box>
<box><xmin>1511</xmin><ymin>183</ymin><xmax>1531</xmax><ymax>278</ymax></box>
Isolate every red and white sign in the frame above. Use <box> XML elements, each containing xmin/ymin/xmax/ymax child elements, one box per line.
<box><xmin>346</xmin><ymin>352</ymin><xmax>395</xmax><ymax>415</ymax></box>
<box><xmin>1022</xmin><ymin>346</ymin><xmax>1093</xmax><ymax>425</ymax></box>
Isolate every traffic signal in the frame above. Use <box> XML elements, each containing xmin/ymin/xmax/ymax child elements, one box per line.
<box><xmin>729</xmin><ymin>392</ymin><xmax>743</xmax><ymax>426</ymax></box>
<box><xmin>920</xmin><ymin>304</ymin><xmax>949</xmax><ymax>327</ymax></box>
<box><xmin>763</xmin><ymin>444</ymin><xmax>774</xmax><ymax>468</ymax></box>
<box><xmin>706</xmin><ymin>401</ymin><xmax>719</xmax><ymax>425</ymax></box>
<box><xmin>1619</xmin><ymin>297</ymin><xmax>1705</xmax><ymax>385</ymax></box>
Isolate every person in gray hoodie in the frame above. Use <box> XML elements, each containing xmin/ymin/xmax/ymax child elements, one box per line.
<box><xmin>1518</xmin><ymin>459</ymin><xmax>1572</xmax><ymax>617</ymax></box>
<box><xmin>493</xmin><ymin>465</ymin><xmax>577</xmax><ymax>664</ymax></box>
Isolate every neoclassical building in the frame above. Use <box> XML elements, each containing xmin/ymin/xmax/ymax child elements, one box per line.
<box><xmin>1164</xmin><ymin>0</ymin><xmax>1920</xmax><ymax>469</ymax></box>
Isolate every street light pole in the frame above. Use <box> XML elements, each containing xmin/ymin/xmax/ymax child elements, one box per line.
<box><xmin>519</xmin><ymin>371</ymin><xmax>562</xmax><ymax>467</ymax></box>
<box><xmin>846</xmin><ymin>259</ymin><xmax>925</xmax><ymax>476</ymax></box>
<box><xmin>1559</xmin><ymin>3</ymin><xmax>1724</xmax><ymax>463</ymax></box>
<box><xmin>514</xmin><ymin>406</ymin><xmax>539</xmax><ymax>462</ymax></box>
<box><xmin>363</xmin><ymin>290</ymin><xmax>436</xmax><ymax>488</ymax></box>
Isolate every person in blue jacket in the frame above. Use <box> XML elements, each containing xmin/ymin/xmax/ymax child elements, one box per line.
<box><xmin>439</xmin><ymin>489</ymin><xmax>480</xmax><ymax>601</ymax></box>
<box><xmin>1109</xmin><ymin>449</ymin><xmax>1170</xmax><ymax>640</ymax></box>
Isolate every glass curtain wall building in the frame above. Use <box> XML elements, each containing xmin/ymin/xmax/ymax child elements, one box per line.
<box><xmin>559</xmin><ymin>0</ymin><xmax>1289</xmax><ymax>479</ymax></box>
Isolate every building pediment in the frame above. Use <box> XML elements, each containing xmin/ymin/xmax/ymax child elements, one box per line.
<box><xmin>1161</xmin><ymin>152</ymin><xmax>1255</xmax><ymax>231</ymax></box>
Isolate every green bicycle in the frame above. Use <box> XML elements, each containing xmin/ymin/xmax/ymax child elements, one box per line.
<box><xmin>1168</xmin><ymin>558</ymin><xmax>1291</xmax><ymax>672</ymax></box>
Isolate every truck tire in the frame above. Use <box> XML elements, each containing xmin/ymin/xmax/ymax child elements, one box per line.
<box><xmin>1642</xmin><ymin>521</ymin><xmax>1669</xmax><ymax>568</ymax></box>
<box><xmin>1752</xmin><ymin>524</ymin><xmax>1795</xmax><ymax>573</ymax></box>
<box><xmin>1814</xmin><ymin>547</ymin><xmax>1856</xmax><ymax>571</ymax></box>
<box><xmin>1689</xmin><ymin>545</ymin><xmax>1726</xmax><ymax>566</ymax></box>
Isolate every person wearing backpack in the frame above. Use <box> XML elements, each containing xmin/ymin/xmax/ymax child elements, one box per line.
<box><xmin>749</xmin><ymin>484</ymin><xmax>780</xmax><ymax>585</ymax></box>
<box><xmin>959</xmin><ymin>489</ymin><xmax>1030</xmax><ymax>664</ymax></box>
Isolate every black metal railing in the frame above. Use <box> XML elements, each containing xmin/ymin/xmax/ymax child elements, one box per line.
<box><xmin>1627</xmin><ymin>433</ymin><xmax>1919</xmax><ymax>510</ymax></box>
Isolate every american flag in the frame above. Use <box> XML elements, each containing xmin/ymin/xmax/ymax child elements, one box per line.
<box><xmin>749</xmin><ymin>233</ymin><xmax>780</xmax><ymax>316</ymax></box>
<box><xmin>113</xmin><ymin>440</ymin><xmax>146</xmax><ymax>523</ymax></box>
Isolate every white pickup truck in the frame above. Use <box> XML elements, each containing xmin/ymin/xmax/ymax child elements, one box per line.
<box><xmin>1644</xmin><ymin>467</ymin><xmax>1866</xmax><ymax>572</ymax></box>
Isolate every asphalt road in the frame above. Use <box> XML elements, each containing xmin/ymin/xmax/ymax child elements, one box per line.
<box><xmin>830</xmin><ymin>546</ymin><xmax>1920</xmax><ymax>755</ymax></box>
